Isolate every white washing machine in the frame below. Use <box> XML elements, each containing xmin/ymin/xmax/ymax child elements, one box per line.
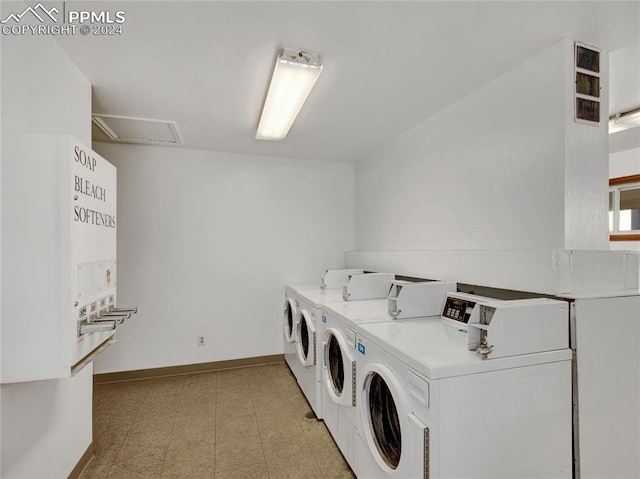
<box><xmin>293</xmin><ymin>272</ymin><xmax>396</xmax><ymax>419</ymax></box>
<box><xmin>284</xmin><ymin>283</ymin><xmax>312</xmax><ymax>380</ymax></box>
<box><xmin>354</xmin><ymin>295</ymin><xmax>573</xmax><ymax>479</ymax></box>
<box><xmin>320</xmin><ymin>281</ymin><xmax>456</xmax><ymax>471</ymax></box>
<box><xmin>319</xmin><ymin>299</ymin><xmax>390</xmax><ymax>470</ymax></box>
<box><xmin>294</xmin><ymin>288</ymin><xmax>348</xmax><ymax>419</ymax></box>
<box><xmin>283</xmin><ymin>269</ymin><xmax>362</xmax><ymax>410</ymax></box>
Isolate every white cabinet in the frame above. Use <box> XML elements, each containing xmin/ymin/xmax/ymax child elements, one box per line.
<box><xmin>1</xmin><ymin>132</ymin><xmax>121</xmax><ymax>383</ymax></box>
<box><xmin>568</xmin><ymin>293</ymin><xmax>640</xmax><ymax>479</ymax></box>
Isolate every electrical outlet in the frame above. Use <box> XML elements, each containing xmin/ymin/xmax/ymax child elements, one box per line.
<box><xmin>198</xmin><ymin>336</ymin><xmax>205</xmax><ymax>347</ymax></box>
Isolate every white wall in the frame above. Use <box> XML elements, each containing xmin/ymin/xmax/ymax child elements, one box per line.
<box><xmin>355</xmin><ymin>39</ymin><xmax>609</xmax><ymax>251</ymax></box>
<box><xmin>611</xmin><ymin>241</ymin><xmax>640</xmax><ymax>252</ymax></box>
<box><xmin>91</xmin><ymin>142</ymin><xmax>355</xmax><ymax>373</ymax></box>
<box><xmin>610</xmin><ymin>147</ymin><xmax>640</xmax><ymax>178</ymax></box>
<box><xmin>1</xmin><ymin>25</ymin><xmax>93</xmax><ymax>479</ymax></box>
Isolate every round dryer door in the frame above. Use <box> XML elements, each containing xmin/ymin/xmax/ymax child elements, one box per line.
<box><xmin>368</xmin><ymin>372</ymin><xmax>402</xmax><ymax>469</ymax></box>
<box><xmin>322</xmin><ymin>329</ymin><xmax>355</xmax><ymax>407</ymax></box>
<box><xmin>360</xmin><ymin>364</ymin><xmax>418</xmax><ymax>475</ymax></box>
<box><xmin>359</xmin><ymin>363</ymin><xmax>429</xmax><ymax>478</ymax></box>
<box><xmin>283</xmin><ymin>298</ymin><xmax>296</xmax><ymax>343</ymax></box>
<box><xmin>295</xmin><ymin>310</ymin><xmax>316</xmax><ymax>366</ymax></box>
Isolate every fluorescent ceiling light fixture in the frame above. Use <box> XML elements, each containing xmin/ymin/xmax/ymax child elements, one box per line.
<box><xmin>609</xmin><ymin>106</ymin><xmax>640</xmax><ymax>134</ymax></box>
<box><xmin>256</xmin><ymin>48</ymin><xmax>323</xmax><ymax>141</ymax></box>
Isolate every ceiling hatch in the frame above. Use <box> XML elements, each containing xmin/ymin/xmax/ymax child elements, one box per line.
<box><xmin>92</xmin><ymin>114</ymin><xmax>183</xmax><ymax>146</ymax></box>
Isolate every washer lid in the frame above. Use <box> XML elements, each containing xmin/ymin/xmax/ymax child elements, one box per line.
<box><xmin>358</xmin><ymin>319</ymin><xmax>572</xmax><ymax>380</ymax></box>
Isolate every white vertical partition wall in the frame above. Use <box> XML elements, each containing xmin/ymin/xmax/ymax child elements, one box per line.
<box><xmin>1</xmin><ymin>22</ymin><xmax>95</xmax><ymax>478</ymax></box>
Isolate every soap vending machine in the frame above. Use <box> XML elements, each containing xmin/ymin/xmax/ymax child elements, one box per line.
<box><xmin>1</xmin><ymin>132</ymin><xmax>136</xmax><ymax>383</ymax></box>
<box><xmin>67</xmin><ymin>137</ymin><xmax>137</xmax><ymax>369</ymax></box>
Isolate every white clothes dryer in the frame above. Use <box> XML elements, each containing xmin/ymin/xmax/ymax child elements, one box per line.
<box><xmin>354</xmin><ymin>297</ymin><xmax>573</xmax><ymax>479</ymax></box>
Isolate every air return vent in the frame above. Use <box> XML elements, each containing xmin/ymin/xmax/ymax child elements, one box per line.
<box><xmin>92</xmin><ymin>114</ymin><xmax>182</xmax><ymax>146</ymax></box>
<box><xmin>574</xmin><ymin>42</ymin><xmax>601</xmax><ymax>126</ymax></box>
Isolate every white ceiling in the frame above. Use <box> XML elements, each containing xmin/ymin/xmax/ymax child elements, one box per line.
<box><xmin>55</xmin><ymin>1</ymin><xmax>640</xmax><ymax>162</ymax></box>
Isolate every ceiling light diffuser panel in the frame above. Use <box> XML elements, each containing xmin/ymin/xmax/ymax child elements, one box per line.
<box><xmin>256</xmin><ymin>48</ymin><xmax>323</xmax><ymax>141</ymax></box>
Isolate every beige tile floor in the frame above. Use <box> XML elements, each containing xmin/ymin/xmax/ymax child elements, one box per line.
<box><xmin>80</xmin><ymin>361</ymin><xmax>356</xmax><ymax>479</ymax></box>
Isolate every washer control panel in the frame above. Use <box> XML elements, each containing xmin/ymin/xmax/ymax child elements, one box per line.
<box><xmin>442</xmin><ymin>296</ymin><xmax>476</xmax><ymax>324</ymax></box>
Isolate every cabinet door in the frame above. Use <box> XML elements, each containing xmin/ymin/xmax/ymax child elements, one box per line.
<box><xmin>574</xmin><ymin>296</ymin><xmax>640</xmax><ymax>479</ymax></box>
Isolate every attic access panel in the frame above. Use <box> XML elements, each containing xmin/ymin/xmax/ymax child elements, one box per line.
<box><xmin>92</xmin><ymin>114</ymin><xmax>182</xmax><ymax>146</ymax></box>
